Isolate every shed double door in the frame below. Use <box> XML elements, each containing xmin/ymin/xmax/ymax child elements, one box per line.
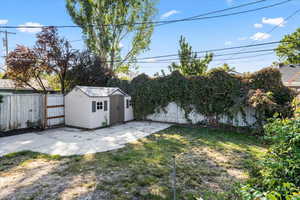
<box><xmin>110</xmin><ymin>95</ymin><xmax>125</xmax><ymax>125</ymax></box>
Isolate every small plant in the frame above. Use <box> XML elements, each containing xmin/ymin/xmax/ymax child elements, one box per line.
<box><xmin>102</xmin><ymin>116</ymin><xmax>108</xmax><ymax>127</ymax></box>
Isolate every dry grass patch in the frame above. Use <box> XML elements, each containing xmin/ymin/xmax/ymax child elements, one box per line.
<box><xmin>0</xmin><ymin>126</ymin><xmax>267</xmax><ymax>200</ymax></box>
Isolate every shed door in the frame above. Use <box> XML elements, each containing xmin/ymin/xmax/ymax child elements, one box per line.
<box><xmin>110</xmin><ymin>95</ymin><xmax>125</xmax><ymax>125</ymax></box>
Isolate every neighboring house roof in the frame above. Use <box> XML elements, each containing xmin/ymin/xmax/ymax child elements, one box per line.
<box><xmin>76</xmin><ymin>86</ymin><xmax>128</xmax><ymax>97</ymax></box>
<box><xmin>0</xmin><ymin>79</ymin><xmax>53</xmax><ymax>91</ymax></box>
<box><xmin>278</xmin><ymin>64</ymin><xmax>300</xmax><ymax>86</ymax></box>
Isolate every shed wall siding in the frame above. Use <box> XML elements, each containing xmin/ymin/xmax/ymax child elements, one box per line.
<box><xmin>65</xmin><ymin>90</ymin><xmax>91</xmax><ymax>128</ymax></box>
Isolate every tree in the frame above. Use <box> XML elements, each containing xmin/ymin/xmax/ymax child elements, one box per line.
<box><xmin>66</xmin><ymin>0</ymin><xmax>157</xmax><ymax>71</ymax></box>
<box><xmin>6</xmin><ymin>45</ymin><xmax>49</xmax><ymax>93</ymax></box>
<box><xmin>35</xmin><ymin>27</ymin><xmax>77</xmax><ymax>94</ymax></box>
<box><xmin>208</xmin><ymin>63</ymin><xmax>236</xmax><ymax>74</ymax></box>
<box><xmin>276</xmin><ymin>28</ymin><xmax>300</xmax><ymax>65</ymax></box>
<box><xmin>169</xmin><ymin>36</ymin><xmax>213</xmax><ymax>76</ymax></box>
<box><xmin>66</xmin><ymin>51</ymin><xmax>114</xmax><ymax>91</ymax></box>
<box><xmin>6</xmin><ymin>27</ymin><xmax>77</xmax><ymax>94</ymax></box>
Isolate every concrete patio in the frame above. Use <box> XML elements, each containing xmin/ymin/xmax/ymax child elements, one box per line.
<box><xmin>0</xmin><ymin>121</ymin><xmax>171</xmax><ymax>156</ymax></box>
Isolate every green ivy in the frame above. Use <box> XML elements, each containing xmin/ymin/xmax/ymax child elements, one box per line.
<box><xmin>109</xmin><ymin>67</ymin><xmax>295</xmax><ymax>130</ymax></box>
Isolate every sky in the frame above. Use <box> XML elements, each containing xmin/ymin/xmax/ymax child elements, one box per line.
<box><xmin>0</xmin><ymin>0</ymin><xmax>300</xmax><ymax>76</ymax></box>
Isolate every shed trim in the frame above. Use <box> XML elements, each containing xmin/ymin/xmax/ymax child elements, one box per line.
<box><xmin>75</xmin><ymin>86</ymin><xmax>129</xmax><ymax>97</ymax></box>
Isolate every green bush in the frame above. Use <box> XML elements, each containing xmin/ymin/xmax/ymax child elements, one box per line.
<box><xmin>240</xmin><ymin>117</ymin><xmax>300</xmax><ymax>199</ymax></box>
<box><xmin>0</xmin><ymin>94</ymin><xmax>2</xmax><ymax>103</ymax></box>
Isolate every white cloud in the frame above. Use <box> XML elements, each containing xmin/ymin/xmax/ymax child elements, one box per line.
<box><xmin>238</xmin><ymin>37</ymin><xmax>247</xmax><ymax>41</ymax></box>
<box><xmin>17</xmin><ymin>22</ymin><xmax>43</xmax><ymax>33</ymax></box>
<box><xmin>0</xmin><ymin>19</ymin><xmax>8</xmax><ymax>25</ymax></box>
<box><xmin>144</xmin><ymin>58</ymin><xmax>157</xmax><ymax>63</ymax></box>
<box><xmin>250</xmin><ymin>32</ymin><xmax>271</xmax><ymax>41</ymax></box>
<box><xmin>262</xmin><ymin>17</ymin><xmax>286</xmax><ymax>27</ymax></box>
<box><xmin>254</xmin><ymin>23</ymin><xmax>263</xmax><ymax>28</ymax></box>
<box><xmin>224</xmin><ymin>41</ymin><xmax>233</xmax><ymax>46</ymax></box>
<box><xmin>119</xmin><ymin>43</ymin><xmax>124</xmax><ymax>48</ymax></box>
<box><xmin>160</xmin><ymin>10</ymin><xmax>180</xmax><ymax>19</ymax></box>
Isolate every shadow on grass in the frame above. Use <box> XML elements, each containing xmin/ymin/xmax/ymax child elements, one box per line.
<box><xmin>0</xmin><ymin>125</ymin><xmax>267</xmax><ymax>200</ymax></box>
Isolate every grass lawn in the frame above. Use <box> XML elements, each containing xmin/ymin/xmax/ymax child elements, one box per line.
<box><xmin>0</xmin><ymin>126</ymin><xmax>267</xmax><ymax>200</ymax></box>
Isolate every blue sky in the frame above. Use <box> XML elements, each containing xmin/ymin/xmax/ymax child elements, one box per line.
<box><xmin>0</xmin><ymin>0</ymin><xmax>300</xmax><ymax>75</ymax></box>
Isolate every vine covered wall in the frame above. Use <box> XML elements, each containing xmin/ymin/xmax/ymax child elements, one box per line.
<box><xmin>109</xmin><ymin>67</ymin><xmax>296</xmax><ymax>130</ymax></box>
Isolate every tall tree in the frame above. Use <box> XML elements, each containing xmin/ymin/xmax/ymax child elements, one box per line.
<box><xmin>6</xmin><ymin>45</ymin><xmax>49</xmax><ymax>93</ymax></box>
<box><xmin>66</xmin><ymin>0</ymin><xmax>157</xmax><ymax>71</ymax></box>
<box><xmin>276</xmin><ymin>28</ymin><xmax>300</xmax><ymax>65</ymax></box>
<box><xmin>169</xmin><ymin>36</ymin><xmax>213</xmax><ymax>76</ymax></box>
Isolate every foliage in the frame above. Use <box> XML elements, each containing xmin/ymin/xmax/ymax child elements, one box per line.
<box><xmin>43</xmin><ymin>74</ymin><xmax>61</xmax><ymax>91</ymax></box>
<box><xmin>66</xmin><ymin>0</ymin><xmax>157</xmax><ymax>71</ymax></box>
<box><xmin>240</xmin><ymin>117</ymin><xmax>300</xmax><ymax>199</ymax></box>
<box><xmin>207</xmin><ymin>63</ymin><xmax>236</xmax><ymax>74</ymax></box>
<box><xmin>169</xmin><ymin>36</ymin><xmax>213</xmax><ymax>76</ymax></box>
<box><xmin>6</xmin><ymin>27</ymin><xmax>77</xmax><ymax>94</ymax></box>
<box><xmin>0</xmin><ymin>94</ymin><xmax>2</xmax><ymax>103</ymax></box>
<box><xmin>111</xmin><ymin>67</ymin><xmax>295</xmax><ymax>130</ymax></box>
<box><xmin>276</xmin><ymin>28</ymin><xmax>300</xmax><ymax>65</ymax></box>
<box><xmin>66</xmin><ymin>51</ymin><xmax>114</xmax><ymax>91</ymax></box>
<box><xmin>6</xmin><ymin>45</ymin><xmax>49</xmax><ymax>93</ymax></box>
<box><xmin>35</xmin><ymin>27</ymin><xmax>77</xmax><ymax>94</ymax></box>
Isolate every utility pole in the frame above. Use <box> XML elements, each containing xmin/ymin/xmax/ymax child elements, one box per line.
<box><xmin>0</xmin><ymin>30</ymin><xmax>16</xmax><ymax>58</ymax></box>
<box><xmin>0</xmin><ymin>30</ymin><xmax>16</xmax><ymax>72</ymax></box>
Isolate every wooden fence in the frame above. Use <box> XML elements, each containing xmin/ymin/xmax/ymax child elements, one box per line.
<box><xmin>0</xmin><ymin>94</ymin><xmax>64</xmax><ymax>132</ymax></box>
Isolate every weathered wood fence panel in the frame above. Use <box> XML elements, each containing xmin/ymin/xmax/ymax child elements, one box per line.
<box><xmin>0</xmin><ymin>94</ymin><xmax>65</xmax><ymax>131</ymax></box>
<box><xmin>45</xmin><ymin>94</ymin><xmax>65</xmax><ymax>128</ymax></box>
<box><xmin>146</xmin><ymin>102</ymin><xmax>257</xmax><ymax>127</ymax></box>
<box><xmin>0</xmin><ymin>94</ymin><xmax>44</xmax><ymax>131</ymax></box>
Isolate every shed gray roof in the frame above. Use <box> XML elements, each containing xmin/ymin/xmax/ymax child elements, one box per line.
<box><xmin>76</xmin><ymin>86</ymin><xmax>128</xmax><ymax>97</ymax></box>
<box><xmin>279</xmin><ymin>64</ymin><xmax>300</xmax><ymax>85</ymax></box>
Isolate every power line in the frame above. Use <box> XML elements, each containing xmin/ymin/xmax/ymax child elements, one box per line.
<box><xmin>133</xmin><ymin>52</ymin><xmax>275</xmax><ymax>64</ymax></box>
<box><xmin>132</xmin><ymin>49</ymin><xmax>276</xmax><ymax>63</ymax></box>
<box><xmin>214</xmin><ymin>8</ymin><xmax>300</xmax><ymax>66</ymax></box>
<box><xmin>137</xmin><ymin>41</ymin><xmax>284</xmax><ymax>60</ymax></box>
<box><xmin>0</xmin><ymin>0</ymin><xmax>292</xmax><ymax>29</ymax></box>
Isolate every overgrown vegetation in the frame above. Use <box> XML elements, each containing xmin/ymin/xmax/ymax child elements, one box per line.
<box><xmin>0</xmin><ymin>94</ymin><xmax>2</xmax><ymax>103</ymax></box>
<box><xmin>0</xmin><ymin>126</ymin><xmax>267</xmax><ymax>199</ymax></box>
<box><xmin>240</xmin><ymin>117</ymin><xmax>300</xmax><ymax>199</ymax></box>
<box><xmin>110</xmin><ymin>67</ymin><xmax>295</xmax><ymax>132</ymax></box>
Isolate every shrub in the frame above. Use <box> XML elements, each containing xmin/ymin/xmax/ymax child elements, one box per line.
<box><xmin>0</xmin><ymin>94</ymin><xmax>2</xmax><ymax>103</ymax></box>
<box><xmin>240</xmin><ymin>117</ymin><xmax>300</xmax><ymax>199</ymax></box>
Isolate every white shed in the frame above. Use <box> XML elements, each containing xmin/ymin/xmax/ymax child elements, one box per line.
<box><xmin>65</xmin><ymin>86</ymin><xmax>134</xmax><ymax>129</ymax></box>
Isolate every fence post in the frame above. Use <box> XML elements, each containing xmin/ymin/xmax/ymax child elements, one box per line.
<box><xmin>172</xmin><ymin>155</ymin><xmax>176</xmax><ymax>200</ymax></box>
<box><xmin>43</xmin><ymin>94</ymin><xmax>47</xmax><ymax>129</ymax></box>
